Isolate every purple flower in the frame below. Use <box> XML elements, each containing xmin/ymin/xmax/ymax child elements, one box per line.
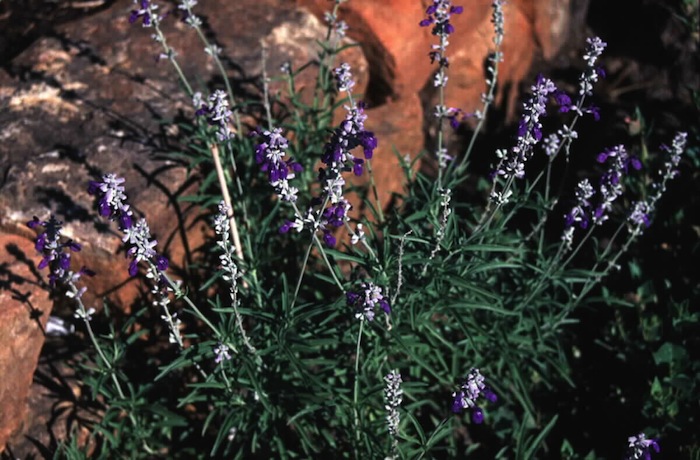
<box><xmin>554</xmin><ymin>90</ymin><xmax>573</xmax><ymax>113</ymax></box>
<box><xmin>494</xmin><ymin>74</ymin><xmax>557</xmax><ymax>181</ymax></box>
<box><xmin>659</xmin><ymin>131</ymin><xmax>687</xmax><ymax>181</ymax></box>
<box><xmin>253</xmin><ymin>127</ymin><xmax>301</xmax><ymax>202</ymax></box>
<box><xmin>579</xmin><ymin>37</ymin><xmax>607</xmax><ymax>96</ymax></box>
<box><xmin>90</xmin><ymin>174</ymin><xmax>169</xmax><ymax>277</ymax></box>
<box><xmin>625</xmin><ymin>433</ymin><xmax>660</xmax><ymax>460</ymax></box>
<box><xmin>129</xmin><ymin>0</ymin><xmax>159</xmax><ymax>27</ymax></box>
<box><xmin>420</xmin><ymin>1</ymin><xmax>463</xmax><ymax>36</ymax></box>
<box><xmin>592</xmin><ymin>145</ymin><xmax>639</xmax><ymax>225</ymax></box>
<box><xmin>27</xmin><ymin>215</ymin><xmax>87</xmax><ymax>286</ymax></box>
<box><xmin>312</xmin><ymin>64</ymin><xmax>378</xmax><ymax>246</ymax></box>
<box><xmin>451</xmin><ymin>368</ymin><xmax>497</xmax><ymax>423</ymax></box>
<box><xmin>347</xmin><ymin>282</ymin><xmax>391</xmax><ymax>321</ymax></box>
<box><xmin>195</xmin><ymin>90</ymin><xmax>233</xmax><ymax>141</ymax></box>
<box><xmin>87</xmin><ymin>174</ymin><xmax>133</xmax><ymax>230</ymax></box>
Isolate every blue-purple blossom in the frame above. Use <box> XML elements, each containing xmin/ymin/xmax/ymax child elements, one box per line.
<box><xmin>628</xmin><ymin>201</ymin><xmax>651</xmax><ymax>228</ymax></box>
<box><xmin>129</xmin><ymin>0</ymin><xmax>160</xmax><ymax>27</ymax></box>
<box><xmin>195</xmin><ymin>89</ymin><xmax>234</xmax><ymax>141</ymax></box>
<box><xmin>253</xmin><ymin>127</ymin><xmax>302</xmax><ymax>203</ymax></box>
<box><xmin>311</xmin><ymin>63</ymin><xmax>377</xmax><ymax>246</ymax></box>
<box><xmin>593</xmin><ymin>145</ymin><xmax>641</xmax><ymax>224</ymax></box>
<box><xmin>419</xmin><ymin>1</ymin><xmax>463</xmax><ymax>36</ymax></box>
<box><xmin>347</xmin><ymin>282</ymin><xmax>390</xmax><ymax>321</ymax></box>
<box><xmin>494</xmin><ymin>74</ymin><xmax>557</xmax><ymax>181</ymax></box>
<box><xmin>88</xmin><ymin>174</ymin><xmax>133</xmax><ymax>229</ymax></box>
<box><xmin>625</xmin><ymin>433</ymin><xmax>660</xmax><ymax>460</ymax></box>
<box><xmin>451</xmin><ymin>368</ymin><xmax>497</xmax><ymax>423</ymax></box>
<box><xmin>659</xmin><ymin>131</ymin><xmax>687</xmax><ymax>181</ymax></box>
<box><xmin>579</xmin><ymin>37</ymin><xmax>607</xmax><ymax>96</ymax></box>
<box><xmin>27</xmin><ymin>215</ymin><xmax>87</xmax><ymax>286</ymax></box>
<box><xmin>88</xmin><ymin>174</ymin><xmax>169</xmax><ymax>277</ymax></box>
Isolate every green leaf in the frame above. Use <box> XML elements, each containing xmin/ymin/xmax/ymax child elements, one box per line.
<box><xmin>653</xmin><ymin>342</ymin><xmax>688</xmax><ymax>365</ymax></box>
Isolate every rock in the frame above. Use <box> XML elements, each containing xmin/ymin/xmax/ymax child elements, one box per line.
<box><xmin>0</xmin><ymin>232</ymin><xmax>53</xmax><ymax>449</ymax></box>
<box><xmin>295</xmin><ymin>0</ymin><xmax>574</xmax><ymax>211</ymax></box>
<box><xmin>298</xmin><ymin>0</ymin><xmax>573</xmax><ymax>117</ymax></box>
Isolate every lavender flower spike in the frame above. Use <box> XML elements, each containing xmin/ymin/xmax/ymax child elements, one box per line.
<box><xmin>625</xmin><ymin>433</ymin><xmax>660</xmax><ymax>460</ymax></box>
<box><xmin>494</xmin><ymin>74</ymin><xmax>557</xmax><ymax>182</ymax></box>
<box><xmin>579</xmin><ymin>37</ymin><xmax>607</xmax><ymax>96</ymax></box>
<box><xmin>27</xmin><ymin>215</ymin><xmax>85</xmax><ymax>286</ymax></box>
<box><xmin>195</xmin><ymin>90</ymin><xmax>234</xmax><ymax>141</ymax></box>
<box><xmin>253</xmin><ymin>127</ymin><xmax>302</xmax><ymax>203</ymax></box>
<box><xmin>89</xmin><ymin>174</ymin><xmax>169</xmax><ymax>277</ymax></box>
<box><xmin>384</xmin><ymin>369</ymin><xmax>403</xmax><ymax>456</ymax></box>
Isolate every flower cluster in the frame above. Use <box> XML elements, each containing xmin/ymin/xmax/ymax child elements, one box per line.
<box><xmin>384</xmin><ymin>370</ymin><xmax>403</xmax><ymax>454</ymax></box>
<box><xmin>593</xmin><ymin>145</ymin><xmax>641</xmax><ymax>224</ymax></box>
<box><xmin>493</xmin><ymin>75</ymin><xmax>558</xmax><ymax>183</ymax></box>
<box><xmin>253</xmin><ymin>128</ymin><xmax>302</xmax><ymax>203</ymax></box>
<box><xmin>27</xmin><ymin>215</ymin><xmax>82</xmax><ymax>286</ymax></box>
<box><xmin>300</xmin><ymin>62</ymin><xmax>377</xmax><ymax>247</ymax></box>
<box><xmin>177</xmin><ymin>0</ymin><xmax>202</xmax><ymax>28</ymax></box>
<box><xmin>324</xmin><ymin>11</ymin><xmax>348</xmax><ymax>38</ymax></box>
<box><xmin>658</xmin><ymin>131</ymin><xmax>687</xmax><ymax>182</ymax></box>
<box><xmin>347</xmin><ymin>282</ymin><xmax>390</xmax><ymax>321</ymax></box>
<box><xmin>451</xmin><ymin>368</ymin><xmax>497</xmax><ymax>424</ymax></box>
<box><xmin>194</xmin><ymin>89</ymin><xmax>234</xmax><ymax>141</ymax></box>
<box><xmin>129</xmin><ymin>0</ymin><xmax>161</xmax><ymax>27</ymax></box>
<box><xmin>561</xmin><ymin>145</ymin><xmax>641</xmax><ymax>247</ymax></box>
<box><xmin>580</xmin><ymin>37</ymin><xmax>607</xmax><ymax>96</ymax></box>
<box><xmin>419</xmin><ymin>1</ymin><xmax>463</xmax><ymax>36</ymax></box>
<box><xmin>88</xmin><ymin>174</ymin><xmax>169</xmax><ymax>277</ymax></box>
<box><xmin>626</xmin><ymin>131</ymin><xmax>687</xmax><ymax>232</ymax></box>
<box><xmin>625</xmin><ymin>433</ymin><xmax>660</xmax><ymax>460</ymax></box>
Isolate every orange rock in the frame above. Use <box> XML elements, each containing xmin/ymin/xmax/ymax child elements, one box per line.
<box><xmin>297</xmin><ymin>0</ymin><xmax>572</xmax><ymax>207</ymax></box>
<box><xmin>0</xmin><ymin>233</ymin><xmax>53</xmax><ymax>448</ymax></box>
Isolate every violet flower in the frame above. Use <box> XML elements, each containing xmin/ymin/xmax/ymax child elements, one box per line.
<box><xmin>494</xmin><ymin>74</ymin><xmax>557</xmax><ymax>183</ymax></box>
<box><xmin>347</xmin><ymin>282</ymin><xmax>391</xmax><ymax>321</ymax></box>
<box><xmin>419</xmin><ymin>0</ymin><xmax>463</xmax><ymax>36</ymax></box>
<box><xmin>88</xmin><ymin>174</ymin><xmax>169</xmax><ymax>277</ymax></box>
<box><xmin>451</xmin><ymin>368</ymin><xmax>498</xmax><ymax>424</ymax></box>
<box><xmin>625</xmin><ymin>433</ymin><xmax>660</xmax><ymax>460</ymax></box>
<box><xmin>580</xmin><ymin>37</ymin><xmax>607</xmax><ymax>96</ymax></box>
<box><xmin>195</xmin><ymin>89</ymin><xmax>234</xmax><ymax>141</ymax></box>
<box><xmin>593</xmin><ymin>145</ymin><xmax>641</xmax><ymax>225</ymax></box>
<box><xmin>129</xmin><ymin>0</ymin><xmax>160</xmax><ymax>27</ymax></box>
<box><xmin>253</xmin><ymin>127</ymin><xmax>302</xmax><ymax>203</ymax></box>
<box><xmin>313</xmin><ymin>63</ymin><xmax>377</xmax><ymax>247</ymax></box>
<box><xmin>27</xmin><ymin>215</ymin><xmax>84</xmax><ymax>286</ymax></box>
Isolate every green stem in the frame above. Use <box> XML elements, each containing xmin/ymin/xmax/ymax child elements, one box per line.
<box><xmin>353</xmin><ymin>319</ymin><xmax>365</xmax><ymax>455</ymax></box>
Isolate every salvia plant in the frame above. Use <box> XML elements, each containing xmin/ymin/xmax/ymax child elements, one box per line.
<box><xmin>25</xmin><ymin>0</ymin><xmax>693</xmax><ymax>458</ymax></box>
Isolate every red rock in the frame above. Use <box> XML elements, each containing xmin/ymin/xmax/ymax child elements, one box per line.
<box><xmin>0</xmin><ymin>232</ymin><xmax>53</xmax><ymax>448</ymax></box>
<box><xmin>297</xmin><ymin>0</ymin><xmax>573</xmax><ymax>218</ymax></box>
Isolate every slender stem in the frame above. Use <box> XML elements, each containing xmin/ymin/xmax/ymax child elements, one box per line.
<box><xmin>291</xmin><ymin>237</ymin><xmax>315</xmax><ymax>310</ymax></box>
<box><xmin>353</xmin><ymin>319</ymin><xmax>365</xmax><ymax>454</ymax></box>
<box><xmin>69</xmin><ymin>281</ymin><xmax>127</xmax><ymax>400</ymax></box>
<box><xmin>211</xmin><ymin>144</ymin><xmax>244</xmax><ymax>262</ymax></box>
<box><xmin>365</xmin><ymin>159</ymin><xmax>385</xmax><ymax>224</ymax></box>
<box><xmin>313</xmin><ymin>234</ymin><xmax>346</xmax><ymax>293</ymax></box>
